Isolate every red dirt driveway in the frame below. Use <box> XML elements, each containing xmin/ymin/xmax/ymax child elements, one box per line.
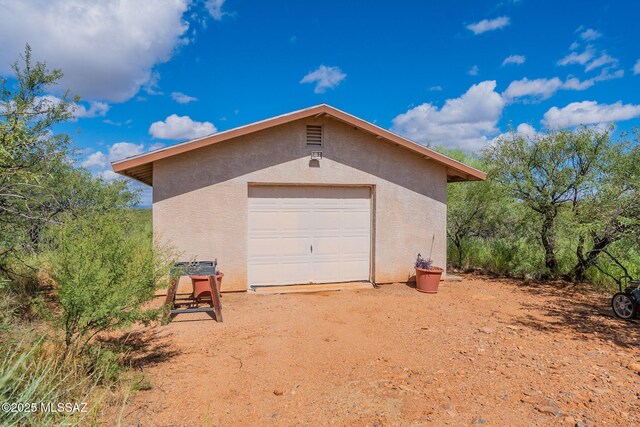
<box><xmin>114</xmin><ymin>276</ymin><xmax>640</xmax><ymax>426</ymax></box>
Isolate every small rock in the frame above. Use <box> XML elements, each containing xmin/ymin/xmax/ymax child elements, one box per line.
<box><xmin>537</xmin><ymin>398</ymin><xmax>561</xmax><ymax>416</ymax></box>
<box><xmin>479</xmin><ymin>327</ymin><xmax>495</xmax><ymax>334</ymax></box>
<box><xmin>538</xmin><ymin>405</ymin><xmax>560</xmax><ymax>416</ymax></box>
<box><xmin>574</xmin><ymin>421</ymin><xmax>589</xmax><ymax>427</ymax></box>
<box><xmin>520</xmin><ymin>396</ymin><xmax>536</xmax><ymax>404</ymax></box>
<box><xmin>506</xmin><ymin>325</ymin><xmax>520</xmax><ymax>331</ymax></box>
<box><xmin>473</xmin><ymin>418</ymin><xmax>487</xmax><ymax>424</ymax></box>
<box><xmin>273</xmin><ymin>388</ymin><xmax>285</xmax><ymax>396</ymax></box>
<box><xmin>627</xmin><ymin>363</ymin><xmax>640</xmax><ymax>372</ymax></box>
<box><xmin>563</xmin><ymin>416</ymin><xmax>575</xmax><ymax>426</ymax></box>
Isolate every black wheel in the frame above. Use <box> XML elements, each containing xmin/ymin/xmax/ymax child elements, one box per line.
<box><xmin>611</xmin><ymin>292</ymin><xmax>637</xmax><ymax>319</ymax></box>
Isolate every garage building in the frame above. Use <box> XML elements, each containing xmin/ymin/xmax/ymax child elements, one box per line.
<box><xmin>111</xmin><ymin>104</ymin><xmax>485</xmax><ymax>291</ymax></box>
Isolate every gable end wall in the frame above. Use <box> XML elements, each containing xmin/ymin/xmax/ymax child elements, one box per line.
<box><xmin>152</xmin><ymin>117</ymin><xmax>447</xmax><ymax>291</ymax></box>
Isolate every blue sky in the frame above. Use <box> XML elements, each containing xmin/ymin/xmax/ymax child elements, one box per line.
<box><xmin>1</xmin><ymin>0</ymin><xmax>639</xmax><ymax>204</ymax></box>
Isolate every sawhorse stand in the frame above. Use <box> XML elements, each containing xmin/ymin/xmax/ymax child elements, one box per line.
<box><xmin>164</xmin><ymin>261</ymin><xmax>223</xmax><ymax>322</ymax></box>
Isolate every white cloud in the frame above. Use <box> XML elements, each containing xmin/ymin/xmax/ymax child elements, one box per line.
<box><xmin>580</xmin><ymin>28</ymin><xmax>601</xmax><ymax>41</ymax></box>
<box><xmin>391</xmin><ymin>80</ymin><xmax>505</xmax><ymax>152</ymax></box>
<box><xmin>542</xmin><ymin>100</ymin><xmax>640</xmax><ymax>128</ymax></box>
<box><xmin>80</xmin><ymin>142</ymin><xmax>145</xmax><ymax>175</ymax></box>
<box><xmin>103</xmin><ymin>119</ymin><xmax>132</xmax><ymax>127</ymax></box>
<box><xmin>595</xmin><ymin>67</ymin><xmax>624</xmax><ymax>81</ymax></box>
<box><xmin>467</xmin><ymin>65</ymin><xmax>479</xmax><ymax>76</ymax></box>
<box><xmin>502</xmin><ymin>77</ymin><xmax>563</xmax><ymax>102</ymax></box>
<box><xmin>80</xmin><ymin>151</ymin><xmax>108</xmax><ymax>169</ymax></box>
<box><xmin>502</xmin><ymin>54</ymin><xmax>526</xmax><ymax>66</ymax></box>
<box><xmin>635</xmin><ymin>59</ymin><xmax>640</xmax><ymax>75</ymax></box>
<box><xmin>171</xmin><ymin>91</ymin><xmax>198</xmax><ymax>104</ymax></box>
<box><xmin>558</xmin><ymin>43</ymin><xmax>622</xmax><ymax>77</ymax></box>
<box><xmin>97</xmin><ymin>170</ymin><xmax>121</xmax><ymax>182</ymax></box>
<box><xmin>142</xmin><ymin>71</ymin><xmax>164</xmax><ymax>96</ymax></box>
<box><xmin>36</xmin><ymin>95</ymin><xmax>109</xmax><ymax>119</ymax></box>
<box><xmin>300</xmin><ymin>65</ymin><xmax>346</xmax><ymax>94</ymax></box>
<box><xmin>569</xmin><ymin>41</ymin><xmax>580</xmax><ymax>50</ymax></box>
<box><xmin>567</xmin><ymin>67</ymin><xmax>623</xmax><ymax>89</ymax></box>
<box><xmin>585</xmin><ymin>54</ymin><xmax>617</xmax><ymax>72</ymax></box>
<box><xmin>0</xmin><ymin>1</ymin><xmax>191</xmax><ymax>102</ymax></box>
<box><xmin>504</xmin><ymin>69</ymin><xmax>624</xmax><ymax>103</ymax></box>
<box><xmin>493</xmin><ymin>122</ymin><xmax>539</xmax><ymax>143</ymax></box>
<box><xmin>148</xmin><ymin>142</ymin><xmax>166</xmax><ymax>152</ymax></box>
<box><xmin>562</xmin><ymin>77</ymin><xmax>594</xmax><ymax>91</ymax></box>
<box><xmin>72</xmin><ymin>101</ymin><xmax>110</xmax><ymax>118</ymax></box>
<box><xmin>80</xmin><ymin>142</ymin><xmax>158</xmax><ymax>207</ymax></box>
<box><xmin>205</xmin><ymin>0</ymin><xmax>226</xmax><ymax>20</ymax></box>
<box><xmin>149</xmin><ymin>114</ymin><xmax>217</xmax><ymax>140</ymax></box>
<box><xmin>466</xmin><ymin>16</ymin><xmax>510</xmax><ymax>35</ymax></box>
<box><xmin>429</xmin><ymin>86</ymin><xmax>443</xmax><ymax>91</ymax></box>
<box><xmin>108</xmin><ymin>142</ymin><xmax>145</xmax><ymax>162</ymax></box>
<box><xmin>558</xmin><ymin>46</ymin><xmax>595</xmax><ymax>66</ymax></box>
<box><xmin>515</xmin><ymin>123</ymin><xmax>538</xmax><ymax>137</ymax></box>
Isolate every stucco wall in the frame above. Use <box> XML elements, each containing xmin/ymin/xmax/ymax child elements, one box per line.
<box><xmin>153</xmin><ymin>116</ymin><xmax>448</xmax><ymax>291</ymax></box>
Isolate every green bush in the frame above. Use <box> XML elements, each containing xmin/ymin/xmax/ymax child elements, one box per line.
<box><xmin>48</xmin><ymin>210</ymin><xmax>172</xmax><ymax>356</ymax></box>
<box><xmin>444</xmin><ymin>129</ymin><xmax>640</xmax><ymax>288</ymax></box>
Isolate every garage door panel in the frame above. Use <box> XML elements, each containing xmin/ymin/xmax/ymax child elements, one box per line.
<box><xmin>341</xmin><ymin>211</ymin><xmax>370</xmax><ymax>229</ymax></box>
<box><xmin>248</xmin><ymin>186</ymin><xmax>371</xmax><ymax>287</ymax></box>
<box><xmin>250</xmin><ymin>260</ymin><xmax>312</xmax><ymax>285</ymax></box>
<box><xmin>312</xmin><ymin>259</ymin><xmax>369</xmax><ymax>282</ymax></box>
<box><xmin>284</xmin><ymin>212</ymin><xmax>315</xmax><ymax>231</ymax></box>
<box><xmin>313</xmin><ymin>236</ymin><xmax>341</xmax><ymax>254</ymax></box>
<box><xmin>247</xmin><ymin>211</ymin><xmax>279</xmax><ymax>230</ymax></box>
<box><xmin>313</xmin><ymin>211</ymin><xmax>342</xmax><ymax>229</ymax></box>
<box><xmin>339</xmin><ymin>260</ymin><xmax>371</xmax><ymax>281</ymax></box>
<box><xmin>248</xmin><ymin>237</ymin><xmax>310</xmax><ymax>257</ymax></box>
<box><xmin>337</xmin><ymin>236</ymin><xmax>371</xmax><ymax>255</ymax></box>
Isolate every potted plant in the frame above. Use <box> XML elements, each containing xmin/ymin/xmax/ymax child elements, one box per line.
<box><xmin>414</xmin><ymin>253</ymin><xmax>443</xmax><ymax>293</ymax></box>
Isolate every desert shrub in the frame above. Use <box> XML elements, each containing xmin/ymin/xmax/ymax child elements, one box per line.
<box><xmin>48</xmin><ymin>210</ymin><xmax>172</xmax><ymax>356</ymax></box>
<box><xmin>0</xmin><ymin>47</ymin><xmax>166</xmax><ymax>424</ymax></box>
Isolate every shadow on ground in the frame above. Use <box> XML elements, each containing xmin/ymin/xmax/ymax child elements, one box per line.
<box><xmin>507</xmin><ymin>278</ymin><xmax>640</xmax><ymax>349</ymax></box>
<box><xmin>97</xmin><ymin>328</ymin><xmax>180</xmax><ymax>368</ymax></box>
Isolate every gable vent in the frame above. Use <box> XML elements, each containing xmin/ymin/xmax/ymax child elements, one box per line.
<box><xmin>306</xmin><ymin>125</ymin><xmax>323</xmax><ymax>146</ymax></box>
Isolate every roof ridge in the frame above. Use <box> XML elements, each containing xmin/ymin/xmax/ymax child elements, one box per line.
<box><xmin>112</xmin><ymin>104</ymin><xmax>486</xmax><ymax>185</ymax></box>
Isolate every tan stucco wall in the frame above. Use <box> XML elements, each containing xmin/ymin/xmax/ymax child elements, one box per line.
<box><xmin>152</xmin><ymin>117</ymin><xmax>448</xmax><ymax>291</ymax></box>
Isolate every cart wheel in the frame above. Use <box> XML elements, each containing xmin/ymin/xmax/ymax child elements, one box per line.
<box><xmin>611</xmin><ymin>292</ymin><xmax>637</xmax><ymax>319</ymax></box>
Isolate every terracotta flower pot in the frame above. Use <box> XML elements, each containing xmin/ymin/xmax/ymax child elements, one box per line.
<box><xmin>415</xmin><ymin>267</ymin><xmax>443</xmax><ymax>293</ymax></box>
<box><xmin>190</xmin><ymin>273</ymin><xmax>224</xmax><ymax>299</ymax></box>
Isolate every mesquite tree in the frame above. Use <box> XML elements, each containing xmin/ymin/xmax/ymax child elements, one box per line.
<box><xmin>50</xmin><ymin>211</ymin><xmax>173</xmax><ymax>356</ymax></box>
<box><xmin>0</xmin><ymin>46</ymin><xmax>137</xmax><ymax>279</ymax></box>
<box><xmin>485</xmin><ymin>127</ymin><xmax>612</xmax><ymax>278</ymax></box>
<box><xmin>446</xmin><ymin>154</ymin><xmax>513</xmax><ymax>267</ymax></box>
<box><xmin>0</xmin><ymin>45</ymin><xmax>77</xmax><ymax>273</ymax></box>
<box><xmin>568</xmin><ymin>136</ymin><xmax>640</xmax><ymax>281</ymax></box>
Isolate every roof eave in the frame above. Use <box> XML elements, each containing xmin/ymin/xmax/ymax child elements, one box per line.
<box><xmin>111</xmin><ymin>104</ymin><xmax>486</xmax><ymax>185</ymax></box>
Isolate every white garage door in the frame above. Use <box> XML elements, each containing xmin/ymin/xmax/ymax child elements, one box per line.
<box><xmin>248</xmin><ymin>186</ymin><xmax>371</xmax><ymax>287</ymax></box>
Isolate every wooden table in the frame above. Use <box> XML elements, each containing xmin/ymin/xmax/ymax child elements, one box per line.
<box><xmin>164</xmin><ymin>261</ymin><xmax>223</xmax><ymax>322</ymax></box>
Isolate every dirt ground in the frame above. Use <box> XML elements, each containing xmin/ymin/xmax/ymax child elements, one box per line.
<box><xmin>110</xmin><ymin>275</ymin><xmax>640</xmax><ymax>426</ymax></box>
